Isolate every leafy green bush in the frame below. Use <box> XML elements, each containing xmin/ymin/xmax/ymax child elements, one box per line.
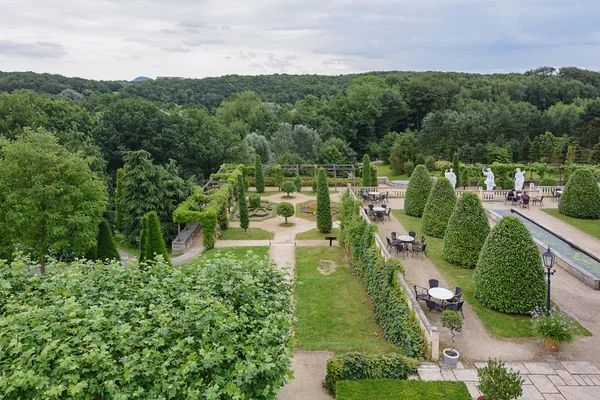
<box><xmin>538</xmin><ymin>177</ymin><xmax>557</xmax><ymax>186</ymax></box>
<box><xmin>144</xmin><ymin>211</ymin><xmax>170</xmax><ymax>265</ymax></box>
<box><xmin>326</xmin><ymin>353</ymin><xmax>420</xmax><ymax>394</ymax></box>
<box><xmin>477</xmin><ymin>359</ymin><xmax>523</xmax><ymax>400</ymax></box>
<box><xmin>294</xmin><ymin>175</ymin><xmax>302</xmax><ymax>192</ymax></box>
<box><xmin>281</xmin><ymin>180</ymin><xmax>296</xmax><ymax>197</ymax></box>
<box><xmin>425</xmin><ymin>156</ymin><xmax>436</xmax><ymax>172</ymax></box>
<box><xmin>138</xmin><ymin>214</ymin><xmax>148</xmax><ymax>262</ymax></box>
<box><xmin>276</xmin><ymin>202</ymin><xmax>294</xmax><ymax>223</ymax></box>
<box><xmin>96</xmin><ymin>219</ymin><xmax>120</xmax><ymax>262</ymax></box>
<box><xmin>238</xmin><ymin>174</ymin><xmax>250</xmax><ymax>232</ymax></box>
<box><xmin>317</xmin><ymin>168</ymin><xmax>332</xmax><ymax>233</ymax></box>
<box><xmin>343</xmin><ymin>217</ymin><xmax>425</xmax><ymax>358</ymax></box>
<box><xmin>474</xmin><ymin>216</ymin><xmax>546</xmax><ymax>314</ymax></box>
<box><xmin>249</xmin><ymin>194</ymin><xmax>261</xmax><ymax>209</ymax></box>
<box><xmin>0</xmin><ymin>254</ymin><xmax>293</xmax><ymax>399</ymax></box>
<box><xmin>404</xmin><ymin>161</ymin><xmax>415</xmax><ymax>177</ymax></box>
<box><xmin>443</xmin><ymin>192</ymin><xmax>490</xmax><ymax>269</ymax></box>
<box><xmin>530</xmin><ymin>306</ymin><xmax>576</xmax><ymax>345</ymax></box>
<box><xmin>0</xmin><ymin>222</ymin><xmax>14</xmax><ymax>263</ymax></box>
<box><xmin>370</xmin><ymin>165</ymin><xmax>378</xmax><ymax>187</ymax></box>
<box><xmin>422</xmin><ymin>177</ymin><xmax>456</xmax><ymax>238</ymax></box>
<box><xmin>558</xmin><ymin>169</ymin><xmax>600</xmax><ymax>219</ymax></box>
<box><xmin>362</xmin><ymin>154</ymin><xmax>371</xmax><ymax>186</ymax></box>
<box><xmin>335</xmin><ymin>379</ymin><xmax>471</xmax><ymax>400</ymax></box>
<box><xmin>404</xmin><ymin>165</ymin><xmax>432</xmax><ymax>217</ymax></box>
<box><xmin>255</xmin><ymin>154</ymin><xmax>264</xmax><ymax>193</ymax></box>
<box><xmin>441</xmin><ymin>310</ymin><xmax>463</xmax><ymax>348</ymax></box>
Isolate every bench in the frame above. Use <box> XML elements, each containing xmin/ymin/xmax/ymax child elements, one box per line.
<box><xmin>325</xmin><ymin>236</ymin><xmax>337</xmax><ymax>246</ymax></box>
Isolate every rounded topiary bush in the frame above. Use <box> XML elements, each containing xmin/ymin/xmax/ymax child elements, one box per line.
<box><xmin>404</xmin><ymin>165</ymin><xmax>432</xmax><ymax>217</ymax></box>
<box><xmin>443</xmin><ymin>192</ymin><xmax>490</xmax><ymax>269</ymax></box>
<box><xmin>558</xmin><ymin>169</ymin><xmax>600</xmax><ymax>219</ymax></box>
<box><xmin>422</xmin><ymin>177</ymin><xmax>456</xmax><ymax>238</ymax></box>
<box><xmin>538</xmin><ymin>177</ymin><xmax>557</xmax><ymax>186</ymax></box>
<box><xmin>474</xmin><ymin>215</ymin><xmax>546</xmax><ymax>314</ymax></box>
<box><xmin>281</xmin><ymin>180</ymin><xmax>296</xmax><ymax>197</ymax></box>
<box><xmin>276</xmin><ymin>202</ymin><xmax>294</xmax><ymax>223</ymax></box>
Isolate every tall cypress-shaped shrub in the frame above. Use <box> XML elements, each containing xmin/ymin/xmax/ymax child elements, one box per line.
<box><xmin>563</xmin><ymin>146</ymin><xmax>574</xmax><ymax>183</ymax></box>
<box><xmin>144</xmin><ymin>211</ymin><xmax>170</xmax><ymax>265</ymax></box>
<box><xmin>558</xmin><ymin>169</ymin><xmax>600</xmax><ymax>218</ymax></box>
<box><xmin>474</xmin><ymin>216</ymin><xmax>546</xmax><ymax>314</ymax></box>
<box><xmin>255</xmin><ymin>154</ymin><xmax>265</xmax><ymax>193</ymax></box>
<box><xmin>452</xmin><ymin>152</ymin><xmax>460</xmax><ymax>188</ymax></box>
<box><xmin>316</xmin><ymin>167</ymin><xmax>332</xmax><ymax>233</ymax></box>
<box><xmin>404</xmin><ymin>165</ymin><xmax>432</xmax><ymax>217</ymax></box>
<box><xmin>443</xmin><ymin>192</ymin><xmax>490</xmax><ymax>268</ymax></box>
<box><xmin>138</xmin><ymin>214</ymin><xmax>148</xmax><ymax>262</ymax></box>
<box><xmin>294</xmin><ymin>175</ymin><xmax>302</xmax><ymax>192</ymax></box>
<box><xmin>362</xmin><ymin>154</ymin><xmax>371</xmax><ymax>186</ymax></box>
<box><xmin>421</xmin><ymin>177</ymin><xmax>456</xmax><ymax>238</ymax></box>
<box><xmin>96</xmin><ymin>219</ymin><xmax>120</xmax><ymax>261</ymax></box>
<box><xmin>370</xmin><ymin>165</ymin><xmax>378</xmax><ymax>187</ymax></box>
<box><xmin>237</xmin><ymin>174</ymin><xmax>250</xmax><ymax>232</ymax></box>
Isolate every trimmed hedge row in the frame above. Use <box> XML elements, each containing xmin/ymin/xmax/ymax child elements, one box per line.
<box><xmin>421</xmin><ymin>177</ymin><xmax>456</xmax><ymax>238</ymax></box>
<box><xmin>474</xmin><ymin>216</ymin><xmax>546</xmax><ymax>314</ymax></box>
<box><xmin>404</xmin><ymin>165</ymin><xmax>432</xmax><ymax>217</ymax></box>
<box><xmin>558</xmin><ymin>169</ymin><xmax>600</xmax><ymax>219</ymax></box>
<box><xmin>538</xmin><ymin>177</ymin><xmax>558</xmax><ymax>186</ymax></box>
<box><xmin>335</xmin><ymin>379</ymin><xmax>471</xmax><ymax>400</ymax></box>
<box><xmin>442</xmin><ymin>192</ymin><xmax>490</xmax><ymax>269</ymax></box>
<box><xmin>326</xmin><ymin>353</ymin><xmax>419</xmax><ymax>395</ymax></box>
<box><xmin>341</xmin><ymin>194</ymin><xmax>427</xmax><ymax>359</ymax></box>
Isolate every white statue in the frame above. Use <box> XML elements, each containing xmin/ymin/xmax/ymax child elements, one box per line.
<box><xmin>445</xmin><ymin>168</ymin><xmax>457</xmax><ymax>189</ymax></box>
<box><xmin>514</xmin><ymin>168</ymin><xmax>526</xmax><ymax>191</ymax></box>
<box><xmin>482</xmin><ymin>167</ymin><xmax>495</xmax><ymax>191</ymax></box>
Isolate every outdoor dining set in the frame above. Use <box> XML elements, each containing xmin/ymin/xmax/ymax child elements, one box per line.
<box><xmin>413</xmin><ymin>279</ymin><xmax>464</xmax><ymax>316</ymax></box>
<box><xmin>360</xmin><ymin>191</ymin><xmax>392</xmax><ymax>223</ymax></box>
<box><xmin>385</xmin><ymin>231</ymin><xmax>427</xmax><ymax>258</ymax></box>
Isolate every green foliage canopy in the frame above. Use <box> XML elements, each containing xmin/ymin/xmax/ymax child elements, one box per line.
<box><xmin>143</xmin><ymin>211</ymin><xmax>170</xmax><ymax>265</ymax></box>
<box><xmin>558</xmin><ymin>169</ymin><xmax>600</xmax><ymax>218</ymax></box>
<box><xmin>276</xmin><ymin>202</ymin><xmax>294</xmax><ymax>223</ymax></box>
<box><xmin>281</xmin><ymin>180</ymin><xmax>297</xmax><ymax>197</ymax></box>
<box><xmin>96</xmin><ymin>219</ymin><xmax>120</xmax><ymax>262</ymax></box>
<box><xmin>404</xmin><ymin>165</ymin><xmax>432</xmax><ymax>217</ymax></box>
<box><xmin>421</xmin><ymin>177</ymin><xmax>456</xmax><ymax>238</ymax></box>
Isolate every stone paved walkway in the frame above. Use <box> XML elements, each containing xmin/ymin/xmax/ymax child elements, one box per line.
<box><xmin>418</xmin><ymin>358</ymin><xmax>600</xmax><ymax>400</ymax></box>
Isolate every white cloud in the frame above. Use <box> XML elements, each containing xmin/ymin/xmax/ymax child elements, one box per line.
<box><xmin>0</xmin><ymin>0</ymin><xmax>598</xmax><ymax>79</ymax></box>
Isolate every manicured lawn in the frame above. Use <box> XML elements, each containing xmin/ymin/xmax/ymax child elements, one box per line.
<box><xmin>302</xmin><ymin>190</ymin><xmax>340</xmax><ymax>197</ymax></box>
<box><xmin>296</xmin><ymin>228</ymin><xmax>340</xmax><ymax>240</ymax></box>
<box><xmin>376</xmin><ymin>164</ymin><xmax>410</xmax><ymax>181</ymax></box>
<box><xmin>335</xmin><ymin>379</ymin><xmax>470</xmax><ymax>400</ymax></box>
<box><xmin>294</xmin><ymin>247</ymin><xmax>398</xmax><ymax>354</ymax></box>
<box><xmin>194</xmin><ymin>246</ymin><xmax>269</xmax><ymax>261</ymax></box>
<box><xmin>219</xmin><ymin>227</ymin><xmax>274</xmax><ymax>240</ymax></box>
<box><xmin>541</xmin><ymin>208</ymin><xmax>600</xmax><ymax>240</ymax></box>
<box><xmin>392</xmin><ymin>210</ymin><xmax>591</xmax><ymax>338</ymax></box>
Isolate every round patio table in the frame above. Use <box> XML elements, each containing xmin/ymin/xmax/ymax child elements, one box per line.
<box><xmin>373</xmin><ymin>207</ymin><xmax>386</xmax><ymax>212</ymax></box>
<box><xmin>428</xmin><ymin>287</ymin><xmax>453</xmax><ymax>301</ymax></box>
<box><xmin>397</xmin><ymin>235</ymin><xmax>414</xmax><ymax>243</ymax></box>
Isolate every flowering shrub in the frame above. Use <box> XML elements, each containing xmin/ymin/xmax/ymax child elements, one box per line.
<box><xmin>531</xmin><ymin>306</ymin><xmax>576</xmax><ymax>344</ymax></box>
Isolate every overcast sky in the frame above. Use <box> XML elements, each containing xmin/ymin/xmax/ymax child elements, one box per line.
<box><xmin>1</xmin><ymin>0</ymin><xmax>599</xmax><ymax>80</ymax></box>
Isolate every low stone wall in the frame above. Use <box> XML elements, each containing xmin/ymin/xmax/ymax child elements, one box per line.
<box><xmin>171</xmin><ymin>222</ymin><xmax>201</xmax><ymax>255</ymax></box>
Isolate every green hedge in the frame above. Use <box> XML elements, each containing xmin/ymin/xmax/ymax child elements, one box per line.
<box><xmin>442</xmin><ymin>192</ymin><xmax>490</xmax><ymax>269</ymax></box>
<box><xmin>404</xmin><ymin>165</ymin><xmax>432</xmax><ymax>217</ymax></box>
<box><xmin>342</xmin><ymin>211</ymin><xmax>426</xmax><ymax>359</ymax></box>
<box><xmin>335</xmin><ymin>379</ymin><xmax>471</xmax><ymax>400</ymax></box>
<box><xmin>538</xmin><ymin>177</ymin><xmax>557</xmax><ymax>186</ymax></box>
<box><xmin>249</xmin><ymin>194</ymin><xmax>261</xmax><ymax>209</ymax></box>
<box><xmin>422</xmin><ymin>177</ymin><xmax>456</xmax><ymax>238</ymax></box>
<box><xmin>558</xmin><ymin>169</ymin><xmax>600</xmax><ymax>219</ymax></box>
<box><xmin>474</xmin><ymin>215</ymin><xmax>546</xmax><ymax>314</ymax></box>
<box><xmin>326</xmin><ymin>353</ymin><xmax>420</xmax><ymax>395</ymax></box>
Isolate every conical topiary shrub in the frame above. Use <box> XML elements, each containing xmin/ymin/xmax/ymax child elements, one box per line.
<box><xmin>96</xmin><ymin>219</ymin><xmax>120</xmax><ymax>261</ymax></box>
<box><xmin>317</xmin><ymin>167</ymin><xmax>332</xmax><ymax>233</ymax></box>
<box><xmin>558</xmin><ymin>169</ymin><xmax>600</xmax><ymax>219</ymax></box>
<box><xmin>237</xmin><ymin>174</ymin><xmax>250</xmax><ymax>232</ymax></box>
<box><xmin>404</xmin><ymin>165</ymin><xmax>432</xmax><ymax>217</ymax></box>
<box><xmin>443</xmin><ymin>192</ymin><xmax>490</xmax><ymax>269</ymax></box>
<box><xmin>422</xmin><ymin>177</ymin><xmax>456</xmax><ymax>238</ymax></box>
<box><xmin>143</xmin><ymin>211</ymin><xmax>170</xmax><ymax>265</ymax></box>
<box><xmin>474</xmin><ymin>216</ymin><xmax>546</xmax><ymax>314</ymax></box>
<box><xmin>138</xmin><ymin>214</ymin><xmax>148</xmax><ymax>263</ymax></box>
<box><xmin>362</xmin><ymin>154</ymin><xmax>371</xmax><ymax>187</ymax></box>
<box><xmin>255</xmin><ymin>154</ymin><xmax>264</xmax><ymax>193</ymax></box>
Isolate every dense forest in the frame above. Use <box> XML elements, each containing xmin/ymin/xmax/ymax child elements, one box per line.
<box><xmin>1</xmin><ymin>66</ymin><xmax>600</xmax><ymax>186</ymax></box>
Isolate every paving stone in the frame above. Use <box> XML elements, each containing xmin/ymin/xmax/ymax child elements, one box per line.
<box><xmin>526</xmin><ymin>362</ymin><xmax>558</xmax><ymax>374</ymax></box>
<box><xmin>518</xmin><ymin>384</ymin><xmax>545</xmax><ymax>400</ymax></box>
<box><xmin>589</xmin><ymin>375</ymin><xmax>600</xmax><ymax>385</ymax></box>
<box><xmin>542</xmin><ymin>394</ymin><xmax>565</xmax><ymax>400</ymax></box>
<box><xmin>548</xmin><ymin>374</ymin><xmax>566</xmax><ymax>387</ymax></box>
<box><xmin>522</xmin><ymin>375</ymin><xmax>532</xmax><ymax>385</ymax></box>
<box><xmin>561</xmin><ymin>362</ymin><xmax>600</xmax><ymax>375</ymax></box>
<box><xmin>440</xmin><ymin>369</ymin><xmax>456</xmax><ymax>381</ymax></box>
<box><xmin>408</xmin><ymin>375</ymin><xmax>420</xmax><ymax>380</ymax></box>
<box><xmin>453</xmin><ymin>369</ymin><xmax>479</xmax><ymax>382</ymax></box>
<box><xmin>464</xmin><ymin>382</ymin><xmax>481</xmax><ymax>399</ymax></box>
<box><xmin>557</xmin><ymin>370</ymin><xmax>580</xmax><ymax>386</ymax></box>
<box><xmin>530</xmin><ymin>375</ymin><xmax>560</xmax><ymax>394</ymax></box>
<box><xmin>558</xmin><ymin>385</ymin><xmax>600</xmax><ymax>400</ymax></box>
<box><xmin>544</xmin><ymin>355</ymin><xmax>565</xmax><ymax>371</ymax></box>
<box><xmin>474</xmin><ymin>362</ymin><xmax>487</xmax><ymax>370</ymax></box>
<box><xmin>455</xmin><ymin>361</ymin><xmax>465</xmax><ymax>369</ymax></box>
<box><xmin>573</xmin><ymin>375</ymin><xmax>588</xmax><ymax>386</ymax></box>
<box><xmin>581</xmin><ymin>376</ymin><xmax>595</xmax><ymax>386</ymax></box>
<box><xmin>505</xmin><ymin>362</ymin><xmax>531</xmax><ymax>374</ymax></box>
<box><xmin>418</xmin><ymin>368</ymin><xmax>444</xmax><ymax>381</ymax></box>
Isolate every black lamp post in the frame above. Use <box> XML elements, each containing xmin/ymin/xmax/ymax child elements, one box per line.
<box><xmin>543</xmin><ymin>247</ymin><xmax>556</xmax><ymax>316</ymax></box>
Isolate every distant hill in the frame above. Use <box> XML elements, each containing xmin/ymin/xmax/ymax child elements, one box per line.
<box><xmin>132</xmin><ymin>76</ymin><xmax>153</xmax><ymax>83</ymax></box>
<box><xmin>0</xmin><ymin>71</ymin><xmax>123</xmax><ymax>95</ymax></box>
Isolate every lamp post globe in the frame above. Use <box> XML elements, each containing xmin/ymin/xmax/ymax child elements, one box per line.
<box><xmin>543</xmin><ymin>247</ymin><xmax>556</xmax><ymax>316</ymax></box>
